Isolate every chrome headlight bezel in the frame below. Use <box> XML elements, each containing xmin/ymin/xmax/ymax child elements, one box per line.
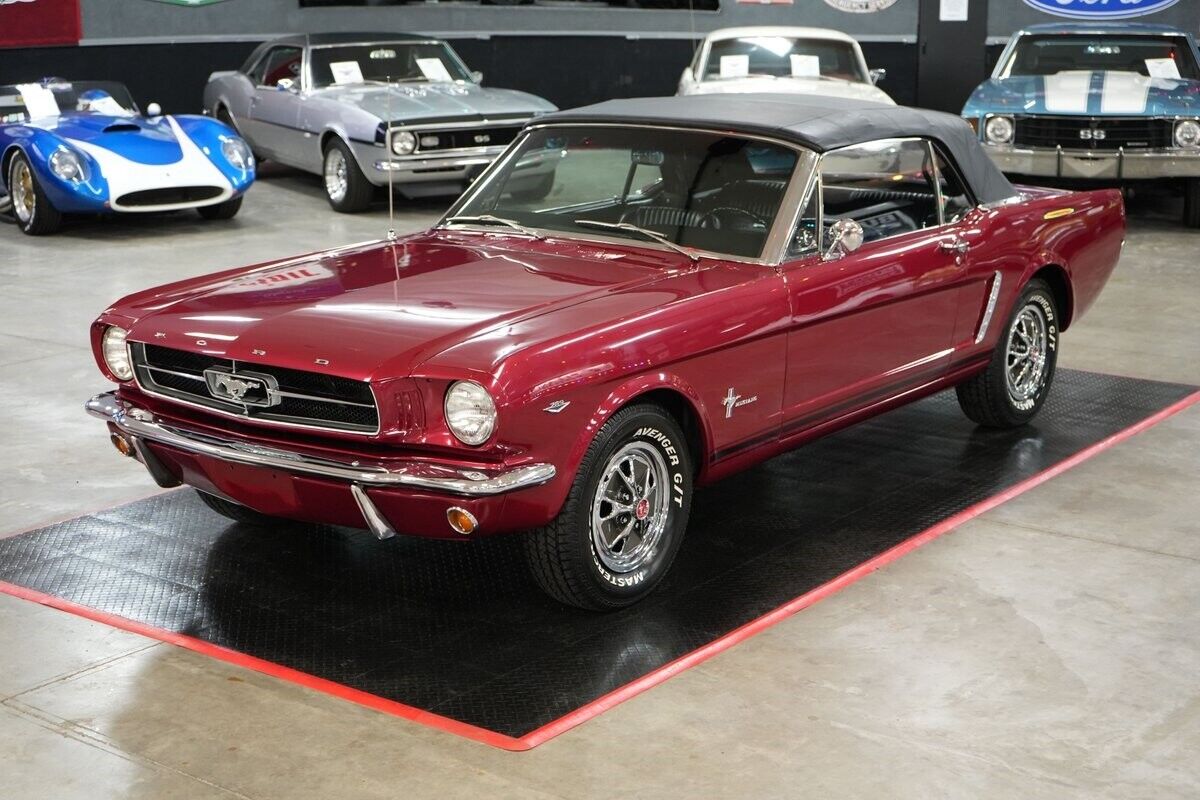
<box><xmin>444</xmin><ymin>380</ymin><xmax>497</xmax><ymax>446</ymax></box>
<box><xmin>390</xmin><ymin>130</ymin><xmax>417</xmax><ymax>156</ymax></box>
<box><xmin>984</xmin><ymin>115</ymin><xmax>1015</xmax><ymax>145</ymax></box>
<box><xmin>1174</xmin><ymin>119</ymin><xmax>1200</xmax><ymax>149</ymax></box>
<box><xmin>48</xmin><ymin>147</ymin><xmax>85</xmax><ymax>182</ymax></box>
<box><xmin>102</xmin><ymin>326</ymin><xmax>134</xmax><ymax>382</ymax></box>
<box><xmin>220</xmin><ymin>136</ymin><xmax>254</xmax><ymax>170</ymax></box>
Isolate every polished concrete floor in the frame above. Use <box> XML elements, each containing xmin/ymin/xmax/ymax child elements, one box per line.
<box><xmin>1</xmin><ymin>168</ymin><xmax>1198</xmax><ymax>798</ymax></box>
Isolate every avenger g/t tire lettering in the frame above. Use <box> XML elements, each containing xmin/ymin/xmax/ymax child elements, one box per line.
<box><xmin>956</xmin><ymin>277</ymin><xmax>1059</xmax><ymax>428</ymax></box>
<box><xmin>524</xmin><ymin>403</ymin><xmax>693</xmax><ymax>611</ymax></box>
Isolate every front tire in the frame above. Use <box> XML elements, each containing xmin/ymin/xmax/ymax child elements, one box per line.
<box><xmin>196</xmin><ymin>489</ymin><xmax>275</xmax><ymax>525</ymax></box>
<box><xmin>1184</xmin><ymin>178</ymin><xmax>1200</xmax><ymax>229</ymax></box>
<box><xmin>9</xmin><ymin>153</ymin><xmax>63</xmax><ymax>235</ymax></box>
<box><xmin>956</xmin><ymin>278</ymin><xmax>1059</xmax><ymax>428</ymax></box>
<box><xmin>524</xmin><ymin>403</ymin><xmax>693</xmax><ymax>611</ymax></box>
<box><xmin>322</xmin><ymin>138</ymin><xmax>374</xmax><ymax>213</ymax></box>
<box><xmin>197</xmin><ymin>196</ymin><xmax>242</xmax><ymax>220</ymax></box>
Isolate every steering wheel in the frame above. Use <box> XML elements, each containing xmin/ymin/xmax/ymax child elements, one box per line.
<box><xmin>701</xmin><ymin>207</ymin><xmax>768</xmax><ymax>231</ymax></box>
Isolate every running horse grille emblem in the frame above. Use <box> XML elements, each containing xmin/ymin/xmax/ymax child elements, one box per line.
<box><xmin>202</xmin><ymin>368</ymin><xmax>280</xmax><ymax>408</ymax></box>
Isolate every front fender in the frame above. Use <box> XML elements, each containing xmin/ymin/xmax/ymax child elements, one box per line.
<box><xmin>174</xmin><ymin>114</ymin><xmax>255</xmax><ymax>193</ymax></box>
<box><xmin>2</xmin><ymin>129</ymin><xmax>109</xmax><ymax>212</ymax></box>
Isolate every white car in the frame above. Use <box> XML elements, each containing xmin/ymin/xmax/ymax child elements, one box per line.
<box><xmin>678</xmin><ymin>26</ymin><xmax>894</xmax><ymax>105</ymax></box>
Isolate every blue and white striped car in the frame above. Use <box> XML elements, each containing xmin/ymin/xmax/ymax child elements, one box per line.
<box><xmin>963</xmin><ymin>23</ymin><xmax>1200</xmax><ymax>227</ymax></box>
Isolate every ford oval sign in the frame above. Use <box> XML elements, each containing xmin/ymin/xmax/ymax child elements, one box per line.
<box><xmin>1023</xmin><ymin>0</ymin><xmax>1180</xmax><ymax>19</ymax></box>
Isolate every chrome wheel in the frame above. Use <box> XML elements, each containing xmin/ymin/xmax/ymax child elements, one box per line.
<box><xmin>590</xmin><ymin>441</ymin><xmax>671</xmax><ymax>574</ymax></box>
<box><xmin>323</xmin><ymin>148</ymin><xmax>348</xmax><ymax>203</ymax></box>
<box><xmin>11</xmin><ymin>159</ymin><xmax>34</xmax><ymax>223</ymax></box>
<box><xmin>1005</xmin><ymin>301</ymin><xmax>1049</xmax><ymax>405</ymax></box>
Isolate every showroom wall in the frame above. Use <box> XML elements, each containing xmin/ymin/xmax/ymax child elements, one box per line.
<box><xmin>1</xmin><ymin>0</ymin><xmax>1197</xmax><ymax>116</ymax></box>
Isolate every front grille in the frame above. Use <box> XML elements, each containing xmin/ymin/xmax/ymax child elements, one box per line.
<box><xmin>415</xmin><ymin>125</ymin><xmax>523</xmax><ymax>153</ymax></box>
<box><xmin>1013</xmin><ymin>116</ymin><xmax>1173</xmax><ymax>151</ymax></box>
<box><xmin>116</xmin><ymin>186</ymin><xmax>224</xmax><ymax>207</ymax></box>
<box><xmin>132</xmin><ymin>343</ymin><xmax>379</xmax><ymax>433</ymax></box>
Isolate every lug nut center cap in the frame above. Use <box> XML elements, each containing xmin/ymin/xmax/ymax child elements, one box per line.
<box><xmin>634</xmin><ymin>498</ymin><xmax>650</xmax><ymax>521</ymax></box>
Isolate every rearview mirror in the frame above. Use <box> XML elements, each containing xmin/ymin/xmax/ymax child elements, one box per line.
<box><xmin>470</xmin><ymin>70</ymin><xmax>483</xmax><ymax>84</ymax></box>
<box><xmin>869</xmin><ymin>68</ymin><xmax>887</xmax><ymax>85</ymax></box>
<box><xmin>823</xmin><ymin>219</ymin><xmax>864</xmax><ymax>261</ymax></box>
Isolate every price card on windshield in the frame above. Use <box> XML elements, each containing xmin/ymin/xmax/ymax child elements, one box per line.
<box><xmin>1145</xmin><ymin>58</ymin><xmax>1181</xmax><ymax>80</ymax></box>
<box><xmin>416</xmin><ymin>58</ymin><xmax>453</xmax><ymax>82</ymax></box>
<box><xmin>790</xmin><ymin>54</ymin><xmax>820</xmax><ymax>77</ymax></box>
<box><xmin>719</xmin><ymin>55</ymin><xmax>749</xmax><ymax>78</ymax></box>
<box><xmin>16</xmin><ymin>83</ymin><xmax>59</xmax><ymax>119</ymax></box>
<box><xmin>329</xmin><ymin>61</ymin><xmax>364</xmax><ymax>85</ymax></box>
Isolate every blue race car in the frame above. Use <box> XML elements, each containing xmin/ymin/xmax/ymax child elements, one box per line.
<box><xmin>962</xmin><ymin>23</ymin><xmax>1200</xmax><ymax>227</ymax></box>
<box><xmin>1</xmin><ymin>79</ymin><xmax>255</xmax><ymax>235</ymax></box>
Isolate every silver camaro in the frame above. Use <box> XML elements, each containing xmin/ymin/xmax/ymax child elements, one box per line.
<box><xmin>202</xmin><ymin>33</ymin><xmax>558</xmax><ymax>212</ymax></box>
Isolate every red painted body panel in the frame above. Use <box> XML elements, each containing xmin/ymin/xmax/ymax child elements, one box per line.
<box><xmin>92</xmin><ymin>185</ymin><xmax>1124</xmax><ymax>538</ymax></box>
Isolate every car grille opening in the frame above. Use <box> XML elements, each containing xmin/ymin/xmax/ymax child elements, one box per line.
<box><xmin>116</xmin><ymin>187</ymin><xmax>224</xmax><ymax>207</ymax></box>
<box><xmin>1012</xmin><ymin>116</ymin><xmax>1174</xmax><ymax>151</ymax></box>
<box><xmin>131</xmin><ymin>343</ymin><xmax>379</xmax><ymax>433</ymax></box>
<box><xmin>415</xmin><ymin>125</ymin><xmax>523</xmax><ymax>154</ymax></box>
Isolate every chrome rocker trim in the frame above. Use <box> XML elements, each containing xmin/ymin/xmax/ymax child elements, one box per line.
<box><xmin>86</xmin><ymin>391</ymin><xmax>556</xmax><ymax>497</ymax></box>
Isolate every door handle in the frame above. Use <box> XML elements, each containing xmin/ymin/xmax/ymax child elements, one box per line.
<box><xmin>939</xmin><ymin>238</ymin><xmax>969</xmax><ymax>254</ymax></box>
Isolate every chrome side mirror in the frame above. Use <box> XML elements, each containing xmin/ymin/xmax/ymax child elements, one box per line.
<box><xmin>823</xmin><ymin>219</ymin><xmax>864</xmax><ymax>261</ymax></box>
<box><xmin>146</xmin><ymin>102</ymin><xmax>162</xmax><ymax>117</ymax></box>
<box><xmin>276</xmin><ymin>77</ymin><xmax>297</xmax><ymax>93</ymax></box>
<box><xmin>869</xmin><ymin>68</ymin><xmax>887</xmax><ymax>85</ymax></box>
<box><xmin>470</xmin><ymin>70</ymin><xmax>483</xmax><ymax>84</ymax></box>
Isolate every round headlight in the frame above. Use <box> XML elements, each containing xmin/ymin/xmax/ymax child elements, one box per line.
<box><xmin>984</xmin><ymin>115</ymin><xmax>1015</xmax><ymax>145</ymax></box>
<box><xmin>1174</xmin><ymin>119</ymin><xmax>1200</xmax><ymax>149</ymax></box>
<box><xmin>444</xmin><ymin>380</ymin><xmax>496</xmax><ymax>445</ymax></box>
<box><xmin>221</xmin><ymin>136</ymin><xmax>253</xmax><ymax>170</ymax></box>
<box><xmin>49</xmin><ymin>147</ymin><xmax>83</xmax><ymax>181</ymax></box>
<box><xmin>391</xmin><ymin>130</ymin><xmax>417</xmax><ymax>156</ymax></box>
<box><xmin>102</xmin><ymin>326</ymin><xmax>133</xmax><ymax>381</ymax></box>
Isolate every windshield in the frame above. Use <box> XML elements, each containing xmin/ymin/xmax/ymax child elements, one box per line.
<box><xmin>1002</xmin><ymin>34</ymin><xmax>1200</xmax><ymax>80</ymax></box>
<box><xmin>445</xmin><ymin>125</ymin><xmax>802</xmax><ymax>260</ymax></box>
<box><xmin>702</xmin><ymin>36</ymin><xmax>867</xmax><ymax>83</ymax></box>
<box><xmin>0</xmin><ymin>80</ymin><xmax>137</xmax><ymax>122</ymax></box>
<box><xmin>310</xmin><ymin>42</ymin><xmax>471</xmax><ymax>87</ymax></box>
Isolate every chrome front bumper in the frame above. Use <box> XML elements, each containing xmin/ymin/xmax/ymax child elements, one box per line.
<box><xmin>984</xmin><ymin>144</ymin><xmax>1200</xmax><ymax>180</ymax></box>
<box><xmin>85</xmin><ymin>392</ymin><xmax>556</xmax><ymax>497</ymax></box>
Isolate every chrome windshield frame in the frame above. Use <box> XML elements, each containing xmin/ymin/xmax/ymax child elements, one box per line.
<box><xmin>437</xmin><ymin>121</ymin><xmax>819</xmax><ymax>267</ymax></box>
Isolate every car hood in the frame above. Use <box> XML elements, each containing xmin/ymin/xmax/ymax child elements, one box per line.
<box><xmin>114</xmin><ymin>233</ymin><xmax>687</xmax><ymax>382</ymax></box>
<box><xmin>310</xmin><ymin>82</ymin><xmax>556</xmax><ymax>123</ymax></box>
<box><xmin>31</xmin><ymin>112</ymin><xmax>186</xmax><ymax>163</ymax></box>
<box><xmin>685</xmin><ymin>76</ymin><xmax>894</xmax><ymax>104</ymax></box>
<box><xmin>965</xmin><ymin>72</ymin><xmax>1200</xmax><ymax>116</ymax></box>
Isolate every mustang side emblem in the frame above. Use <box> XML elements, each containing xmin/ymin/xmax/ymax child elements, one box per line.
<box><xmin>203</xmin><ymin>369</ymin><xmax>280</xmax><ymax>408</ymax></box>
<box><xmin>722</xmin><ymin>387</ymin><xmax>758</xmax><ymax>419</ymax></box>
<box><xmin>543</xmin><ymin>400</ymin><xmax>571</xmax><ymax>414</ymax></box>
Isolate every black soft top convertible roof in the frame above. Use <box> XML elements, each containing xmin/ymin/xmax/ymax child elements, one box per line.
<box><xmin>540</xmin><ymin>94</ymin><xmax>1017</xmax><ymax>205</ymax></box>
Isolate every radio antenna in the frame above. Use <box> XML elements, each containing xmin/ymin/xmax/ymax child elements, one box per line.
<box><xmin>385</xmin><ymin>74</ymin><xmax>397</xmax><ymax>243</ymax></box>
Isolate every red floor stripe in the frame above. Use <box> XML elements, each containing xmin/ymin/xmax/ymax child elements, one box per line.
<box><xmin>1</xmin><ymin>389</ymin><xmax>1196</xmax><ymax>753</ymax></box>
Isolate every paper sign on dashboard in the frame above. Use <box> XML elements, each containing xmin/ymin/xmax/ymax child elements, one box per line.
<box><xmin>790</xmin><ymin>54</ymin><xmax>820</xmax><ymax>77</ymax></box>
<box><xmin>719</xmin><ymin>55</ymin><xmax>750</xmax><ymax>78</ymax></box>
<box><xmin>16</xmin><ymin>83</ymin><xmax>59</xmax><ymax>119</ymax></box>
<box><xmin>329</xmin><ymin>61</ymin><xmax>364</xmax><ymax>85</ymax></box>
<box><xmin>416</xmin><ymin>58</ymin><xmax>453</xmax><ymax>82</ymax></box>
<box><xmin>1145</xmin><ymin>58</ymin><xmax>1180</xmax><ymax>80</ymax></box>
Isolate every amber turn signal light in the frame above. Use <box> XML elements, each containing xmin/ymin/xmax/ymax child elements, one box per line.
<box><xmin>110</xmin><ymin>433</ymin><xmax>134</xmax><ymax>457</ymax></box>
<box><xmin>446</xmin><ymin>507</ymin><xmax>478</xmax><ymax>535</ymax></box>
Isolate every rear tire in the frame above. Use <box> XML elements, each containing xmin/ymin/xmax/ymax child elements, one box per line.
<box><xmin>523</xmin><ymin>403</ymin><xmax>693</xmax><ymax>611</ymax></box>
<box><xmin>196</xmin><ymin>489</ymin><xmax>275</xmax><ymax>525</ymax></box>
<box><xmin>956</xmin><ymin>278</ymin><xmax>1059</xmax><ymax>428</ymax></box>
<box><xmin>9</xmin><ymin>152</ymin><xmax>63</xmax><ymax>235</ymax></box>
<box><xmin>197</xmin><ymin>196</ymin><xmax>242</xmax><ymax>220</ymax></box>
<box><xmin>1184</xmin><ymin>178</ymin><xmax>1200</xmax><ymax>229</ymax></box>
<box><xmin>322</xmin><ymin>138</ymin><xmax>374</xmax><ymax>213</ymax></box>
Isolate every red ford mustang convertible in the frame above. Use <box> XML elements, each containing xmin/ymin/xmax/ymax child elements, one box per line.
<box><xmin>87</xmin><ymin>95</ymin><xmax>1123</xmax><ymax>610</ymax></box>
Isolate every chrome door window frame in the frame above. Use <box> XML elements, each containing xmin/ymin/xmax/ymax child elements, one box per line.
<box><xmin>438</xmin><ymin>121</ymin><xmax>820</xmax><ymax>267</ymax></box>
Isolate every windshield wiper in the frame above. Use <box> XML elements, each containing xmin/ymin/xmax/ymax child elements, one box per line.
<box><xmin>442</xmin><ymin>214</ymin><xmax>545</xmax><ymax>239</ymax></box>
<box><xmin>573</xmin><ymin>219</ymin><xmax>699</xmax><ymax>262</ymax></box>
